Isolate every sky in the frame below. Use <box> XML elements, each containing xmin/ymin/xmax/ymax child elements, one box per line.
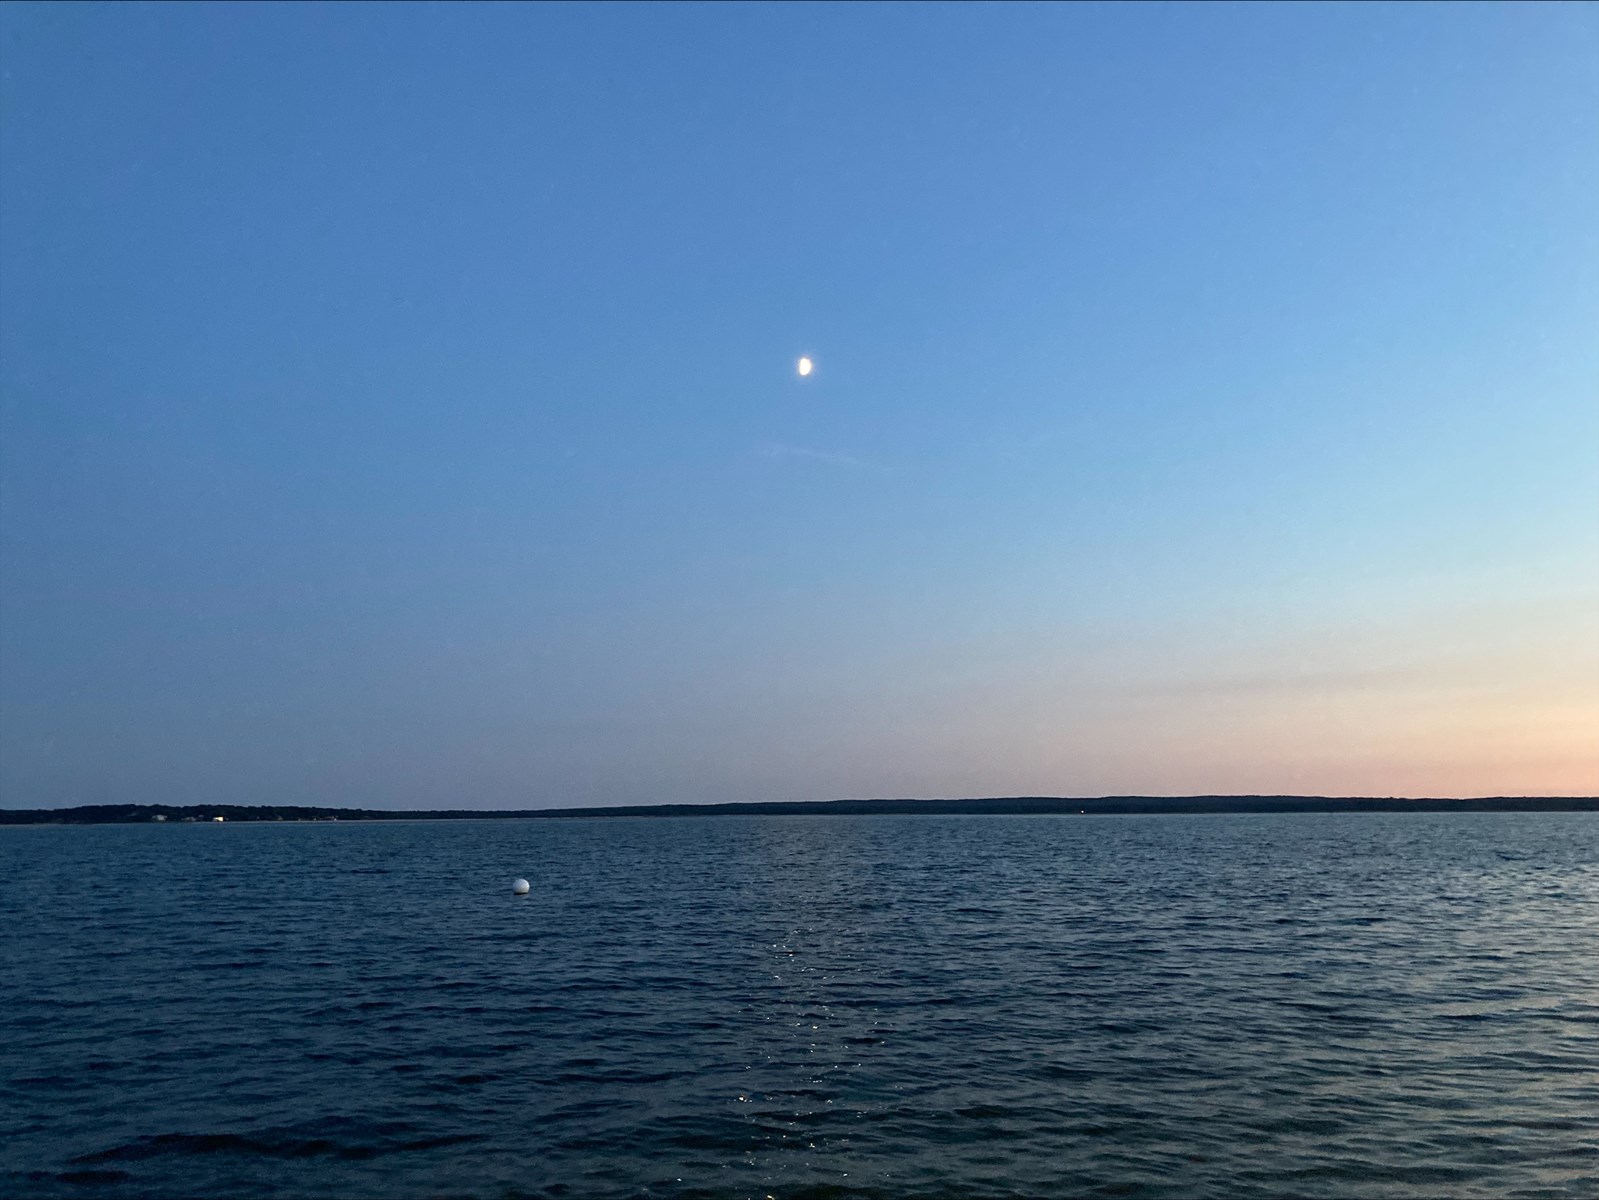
<box><xmin>1</xmin><ymin>2</ymin><xmax>1596</xmax><ymax>809</ymax></box>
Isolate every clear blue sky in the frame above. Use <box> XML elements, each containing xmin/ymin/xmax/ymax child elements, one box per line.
<box><xmin>2</xmin><ymin>2</ymin><xmax>1596</xmax><ymax>808</ymax></box>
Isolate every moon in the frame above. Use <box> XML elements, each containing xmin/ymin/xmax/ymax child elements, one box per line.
<box><xmin>796</xmin><ymin>356</ymin><xmax>813</xmax><ymax>377</ymax></box>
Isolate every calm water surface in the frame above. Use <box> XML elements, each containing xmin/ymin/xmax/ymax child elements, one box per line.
<box><xmin>2</xmin><ymin>813</ymin><xmax>1597</xmax><ymax>1198</ymax></box>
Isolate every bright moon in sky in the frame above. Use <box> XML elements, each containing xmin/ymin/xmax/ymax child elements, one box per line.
<box><xmin>796</xmin><ymin>356</ymin><xmax>813</xmax><ymax>377</ymax></box>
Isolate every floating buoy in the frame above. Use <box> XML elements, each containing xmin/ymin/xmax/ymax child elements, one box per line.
<box><xmin>512</xmin><ymin>878</ymin><xmax>530</xmax><ymax>895</ymax></box>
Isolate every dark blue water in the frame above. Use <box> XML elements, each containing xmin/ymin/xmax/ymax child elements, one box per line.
<box><xmin>3</xmin><ymin>814</ymin><xmax>1597</xmax><ymax>1198</ymax></box>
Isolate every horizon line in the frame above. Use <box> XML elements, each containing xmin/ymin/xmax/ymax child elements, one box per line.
<box><xmin>5</xmin><ymin>794</ymin><xmax>1597</xmax><ymax>823</ymax></box>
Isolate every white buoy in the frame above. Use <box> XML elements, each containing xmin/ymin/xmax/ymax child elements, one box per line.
<box><xmin>512</xmin><ymin>877</ymin><xmax>530</xmax><ymax>895</ymax></box>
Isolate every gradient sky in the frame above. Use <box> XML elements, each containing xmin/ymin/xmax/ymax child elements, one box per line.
<box><xmin>2</xmin><ymin>2</ymin><xmax>1596</xmax><ymax>809</ymax></box>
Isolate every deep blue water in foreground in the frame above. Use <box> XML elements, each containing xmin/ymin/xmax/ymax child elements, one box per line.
<box><xmin>3</xmin><ymin>813</ymin><xmax>1597</xmax><ymax>1199</ymax></box>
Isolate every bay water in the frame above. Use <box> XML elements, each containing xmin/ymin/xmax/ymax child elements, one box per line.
<box><xmin>3</xmin><ymin>813</ymin><xmax>1596</xmax><ymax>1198</ymax></box>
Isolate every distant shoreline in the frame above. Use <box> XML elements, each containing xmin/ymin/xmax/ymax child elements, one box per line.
<box><xmin>2</xmin><ymin>795</ymin><xmax>1596</xmax><ymax>825</ymax></box>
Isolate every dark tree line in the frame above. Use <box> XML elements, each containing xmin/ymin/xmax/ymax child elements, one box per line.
<box><xmin>3</xmin><ymin>795</ymin><xmax>1594</xmax><ymax>825</ymax></box>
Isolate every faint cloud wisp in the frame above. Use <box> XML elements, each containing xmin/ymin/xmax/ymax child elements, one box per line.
<box><xmin>756</xmin><ymin>442</ymin><xmax>893</xmax><ymax>474</ymax></box>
